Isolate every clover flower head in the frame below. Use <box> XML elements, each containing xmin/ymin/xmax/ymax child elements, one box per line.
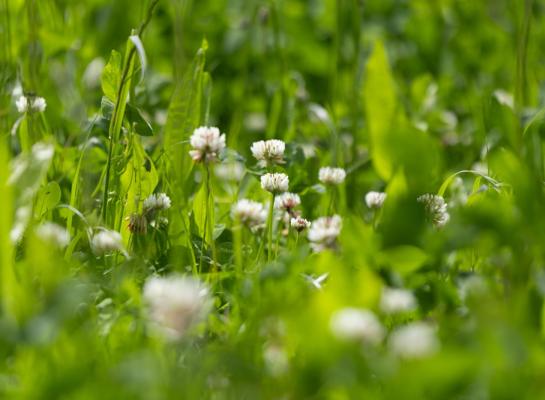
<box><xmin>389</xmin><ymin>322</ymin><xmax>439</xmax><ymax>359</ymax></box>
<box><xmin>143</xmin><ymin>193</ymin><xmax>171</xmax><ymax>213</ymax></box>
<box><xmin>35</xmin><ymin>222</ymin><xmax>70</xmax><ymax>248</ymax></box>
<box><xmin>231</xmin><ymin>199</ymin><xmax>267</xmax><ymax>229</ymax></box>
<box><xmin>251</xmin><ymin>139</ymin><xmax>285</xmax><ymax>166</ymax></box>
<box><xmin>143</xmin><ymin>275</ymin><xmax>212</xmax><ymax>340</ymax></box>
<box><xmin>319</xmin><ymin>167</ymin><xmax>346</xmax><ymax>185</ymax></box>
<box><xmin>330</xmin><ymin>308</ymin><xmax>384</xmax><ymax>344</ymax></box>
<box><xmin>261</xmin><ymin>173</ymin><xmax>289</xmax><ymax>194</ymax></box>
<box><xmin>189</xmin><ymin>126</ymin><xmax>226</xmax><ymax>163</ymax></box>
<box><xmin>307</xmin><ymin>215</ymin><xmax>342</xmax><ymax>252</ymax></box>
<box><xmin>417</xmin><ymin>194</ymin><xmax>450</xmax><ymax>227</ymax></box>
<box><xmin>274</xmin><ymin>192</ymin><xmax>301</xmax><ymax>212</ymax></box>
<box><xmin>91</xmin><ymin>229</ymin><xmax>125</xmax><ymax>256</ymax></box>
<box><xmin>380</xmin><ymin>287</ymin><xmax>417</xmax><ymax>314</ymax></box>
<box><xmin>290</xmin><ymin>217</ymin><xmax>311</xmax><ymax>232</ymax></box>
<box><xmin>365</xmin><ymin>191</ymin><xmax>387</xmax><ymax>209</ymax></box>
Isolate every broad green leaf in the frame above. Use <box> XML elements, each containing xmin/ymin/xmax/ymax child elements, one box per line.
<box><xmin>101</xmin><ymin>50</ymin><xmax>122</xmax><ymax>102</ymax></box>
<box><xmin>363</xmin><ymin>40</ymin><xmax>398</xmax><ymax>180</ymax></box>
<box><xmin>164</xmin><ymin>39</ymin><xmax>208</xmax><ymax>190</ymax></box>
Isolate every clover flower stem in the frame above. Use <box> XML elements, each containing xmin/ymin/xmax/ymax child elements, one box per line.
<box><xmin>267</xmin><ymin>192</ymin><xmax>275</xmax><ymax>262</ymax></box>
<box><xmin>205</xmin><ymin>165</ymin><xmax>217</xmax><ymax>275</ymax></box>
<box><xmin>327</xmin><ymin>187</ymin><xmax>337</xmax><ymax>215</ymax></box>
<box><xmin>234</xmin><ymin>221</ymin><xmax>243</xmax><ymax>275</ymax></box>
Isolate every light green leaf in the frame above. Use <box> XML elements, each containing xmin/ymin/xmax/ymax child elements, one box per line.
<box><xmin>101</xmin><ymin>50</ymin><xmax>122</xmax><ymax>102</ymax></box>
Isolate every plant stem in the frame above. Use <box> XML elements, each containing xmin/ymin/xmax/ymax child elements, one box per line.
<box><xmin>205</xmin><ymin>164</ymin><xmax>217</xmax><ymax>273</ymax></box>
<box><xmin>267</xmin><ymin>193</ymin><xmax>275</xmax><ymax>262</ymax></box>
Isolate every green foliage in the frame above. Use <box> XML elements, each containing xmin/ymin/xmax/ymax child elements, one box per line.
<box><xmin>2</xmin><ymin>0</ymin><xmax>545</xmax><ymax>399</ymax></box>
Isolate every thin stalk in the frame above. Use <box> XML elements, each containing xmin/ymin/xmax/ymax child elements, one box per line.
<box><xmin>267</xmin><ymin>193</ymin><xmax>275</xmax><ymax>262</ymax></box>
<box><xmin>205</xmin><ymin>165</ymin><xmax>217</xmax><ymax>272</ymax></box>
<box><xmin>234</xmin><ymin>222</ymin><xmax>243</xmax><ymax>276</ymax></box>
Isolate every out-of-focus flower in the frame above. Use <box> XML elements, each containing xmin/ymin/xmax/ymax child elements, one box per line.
<box><xmin>290</xmin><ymin>217</ymin><xmax>311</xmax><ymax>232</ymax></box>
<box><xmin>330</xmin><ymin>308</ymin><xmax>384</xmax><ymax>344</ymax></box>
<box><xmin>128</xmin><ymin>213</ymin><xmax>148</xmax><ymax>235</ymax></box>
<box><xmin>308</xmin><ymin>215</ymin><xmax>342</xmax><ymax>252</ymax></box>
<box><xmin>82</xmin><ymin>57</ymin><xmax>105</xmax><ymax>89</ymax></box>
<box><xmin>143</xmin><ymin>193</ymin><xmax>171</xmax><ymax>213</ymax></box>
<box><xmin>189</xmin><ymin>126</ymin><xmax>226</xmax><ymax>163</ymax></box>
<box><xmin>263</xmin><ymin>343</ymin><xmax>289</xmax><ymax>376</ymax></box>
<box><xmin>417</xmin><ymin>194</ymin><xmax>450</xmax><ymax>227</ymax></box>
<box><xmin>365</xmin><ymin>191</ymin><xmax>387</xmax><ymax>209</ymax></box>
<box><xmin>274</xmin><ymin>192</ymin><xmax>300</xmax><ymax>212</ymax></box>
<box><xmin>231</xmin><ymin>199</ymin><xmax>267</xmax><ymax>229</ymax></box>
<box><xmin>91</xmin><ymin>229</ymin><xmax>125</xmax><ymax>256</ymax></box>
<box><xmin>215</xmin><ymin>161</ymin><xmax>245</xmax><ymax>182</ymax></box>
<box><xmin>380</xmin><ymin>287</ymin><xmax>417</xmax><ymax>314</ymax></box>
<box><xmin>16</xmin><ymin>95</ymin><xmax>47</xmax><ymax>113</ymax></box>
<box><xmin>389</xmin><ymin>322</ymin><xmax>439</xmax><ymax>359</ymax></box>
<box><xmin>251</xmin><ymin>139</ymin><xmax>285</xmax><ymax>166</ymax></box>
<box><xmin>261</xmin><ymin>173</ymin><xmax>289</xmax><ymax>194</ymax></box>
<box><xmin>319</xmin><ymin>167</ymin><xmax>346</xmax><ymax>185</ymax></box>
<box><xmin>143</xmin><ymin>275</ymin><xmax>212</xmax><ymax>340</ymax></box>
<box><xmin>35</xmin><ymin>222</ymin><xmax>70</xmax><ymax>248</ymax></box>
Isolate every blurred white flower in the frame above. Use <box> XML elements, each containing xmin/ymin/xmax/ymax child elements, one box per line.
<box><xmin>91</xmin><ymin>229</ymin><xmax>125</xmax><ymax>256</ymax></box>
<box><xmin>35</xmin><ymin>222</ymin><xmax>70</xmax><ymax>248</ymax></box>
<box><xmin>143</xmin><ymin>193</ymin><xmax>171</xmax><ymax>213</ymax></box>
<box><xmin>214</xmin><ymin>161</ymin><xmax>245</xmax><ymax>182</ymax></box>
<box><xmin>389</xmin><ymin>322</ymin><xmax>439</xmax><ymax>359</ymax></box>
<box><xmin>380</xmin><ymin>287</ymin><xmax>417</xmax><ymax>314</ymax></box>
<box><xmin>365</xmin><ymin>191</ymin><xmax>387</xmax><ymax>209</ymax></box>
<box><xmin>319</xmin><ymin>167</ymin><xmax>346</xmax><ymax>185</ymax></box>
<box><xmin>308</xmin><ymin>215</ymin><xmax>342</xmax><ymax>252</ymax></box>
<box><xmin>231</xmin><ymin>199</ymin><xmax>267</xmax><ymax>229</ymax></box>
<box><xmin>143</xmin><ymin>275</ymin><xmax>212</xmax><ymax>340</ymax></box>
<box><xmin>458</xmin><ymin>275</ymin><xmax>487</xmax><ymax>302</ymax></box>
<box><xmin>189</xmin><ymin>126</ymin><xmax>226</xmax><ymax>163</ymax></box>
<box><xmin>261</xmin><ymin>173</ymin><xmax>289</xmax><ymax>194</ymax></box>
<box><xmin>16</xmin><ymin>95</ymin><xmax>47</xmax><ymax>113</ymax></box>
<box><xmin>274</xmin><ymin>192</ymin><xmax>300</xmax><ymax>212</ymax></box>
<box><xmin>417</xmin><ymin>194</ymin><xmax>450</xmax><ymax>227</ymax></box>
<box><xmin>330</xmin><ymin>308</ymin><xmax>384</xmax><ymax>344</ymax></box>
<box><xmin>251</xmin><ymin>139</ymin><xmax>285</xmax><ymax>166</ymax></box>
<box><xmin>290</xmin><ymin>217</ymin><xmax>311</xmax><ymax>232</ymax></box>
<box><xmin>263</xmin><ymin>343</ymin><xmax>289</xmax><ymax>376</ymax></box>
<box><xmin>82</xmin><ymin>57</ymin><xmax>105</xmax><ymax>89</ymax></box>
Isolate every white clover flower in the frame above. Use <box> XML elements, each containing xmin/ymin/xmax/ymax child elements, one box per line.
<box><xmin>214</xmin><ymin>161</ymin><xmax>245</xmax><ymax>182</ymax></box>
<box><xmin>290</xmin><ymin>217</ymin><xmax>311</xmax><ymax>232</ymax></box>
<box><xmin>91</xmin><ymin>229</ymin><xmax>125</xmax><ymax>256</ymax></box>
<box><xmin>251</xmin><ymin>139</ymin><xmax>285</xmax><ymax>166</ymax></box>
<box><xmin>143</xmin><ymin>192</ymin><xmax>171</xmax><ymax>213</ymax></box>
<box><xmin>16</xmin><ymin>95</ymin><xmax>47</xmax><ymax>113</ymax></box>
<box><xmin>319</xmin><ymin>167</ymin><xmax>346</xmax><ymax>185</ymax></box>
<box><xmin>389</xmin><ymin>322</ymin><xmax>439</xmax><ymax>359</ymax></box>
<box><xmin>380</xmin><ymin>287</ymin><xmax>417</xmax><ymax>314</ymax></box>
<box><xmin>35</xmin><ymin>222</ymin><xmax>70</xmax><ymax>248</ymax></box>
<box><xmin>189</xmin><ymin>126</ymin><xmax>226</xmax><ymax>163</ymax></box>
<box><xmin>143</xmin><ymin>275</ymin><xmax>212</xmax><ymax>340</ymax></box>
<box><xmin>261</xmin><ymin>173</ymin><xmax>289</xmax><ymax>194</ymax></box>
<box><xmin>365</xmin><ymin>191</ymin><xmax>387</xmax><ymax>209</ymax></box>
<box><xmin>307</xmin><ymin>215</ymin><xmax>342</xmax><ymax>252</ymax></box>
<box><xmin>417</xmin><ymin>194</ymin><xmax>450</xmax><ymax>227</ymax></box>
<box><xmin>330</xmin><ymin>308</ymin><xmax>384</xmax><ymax>344</ymax></box>
<box><xmin>274</xmin><ymin>192</ymin><xmax>301</xmax><ymax>212</ymax></box>
<box><xmin>231</xmin><ymin>199</ymin><xmax>267</xmax><ymax>229</ymax></box>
